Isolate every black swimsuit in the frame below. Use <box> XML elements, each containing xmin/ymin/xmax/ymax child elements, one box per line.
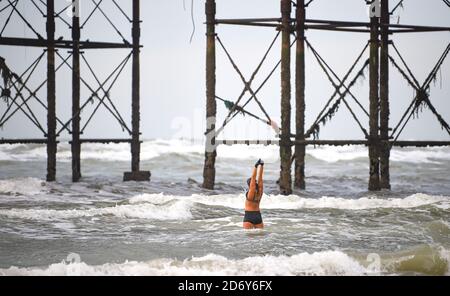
<box><xmin>244</xmin><ymin>211</ymin><xmax>263</xmax><ymax>225</ymax></box>
<box><xmin>244</xmin><ymin>191</ymin><xmax>263</xmax><ymax>225</ymax></box>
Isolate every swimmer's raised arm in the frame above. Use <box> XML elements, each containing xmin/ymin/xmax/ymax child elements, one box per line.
<box><xmin>247</xmin><ymin>165</ymin><xmax>258</xmax><ymax>198</ymax></box>
<box><xmin>257</xmin><ymin>160</ymin><xmax>264</xmax><ymax>198</ymax></box>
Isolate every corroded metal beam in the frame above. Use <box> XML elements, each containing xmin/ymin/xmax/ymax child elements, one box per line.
<box><xmin>215</xmin><ymin>140</ymin><xmax>450</xmax><ymax>147</ymax></box>
<box><xmin>0</xmin><ymin>37</ymin><xmax>133</xmax><ymax>49</ymax></box>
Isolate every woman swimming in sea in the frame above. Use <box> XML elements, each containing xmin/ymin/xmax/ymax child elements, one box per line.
<box><xmin>243</xmin><ymin>159</ymin><xmax>264</xmax><ymax>229</ymax></box>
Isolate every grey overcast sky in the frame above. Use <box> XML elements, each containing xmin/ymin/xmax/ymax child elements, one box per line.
<box><xmin>1</xmin><ymin>0</ymin><xmax>449</xmax><ymax>141</ymax></box>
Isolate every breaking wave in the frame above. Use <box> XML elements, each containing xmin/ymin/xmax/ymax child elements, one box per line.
<box><xmin>1</xmin><ymin>193</ymin><xmax>446</xmax><ymax>222</ymax></box>
<box><xmin>1</xmin><ymin>246</ymin><xmax>448</xmax><ymax>276</ymax></box>
<box><xmin>308</xmin><ymin>145</ymin><xmax>450</xmax><ymax>164</ymax></box>
<box><xmin>0</xmin><ymin>200</ymin><xmax>193</xmax><ymax>221</ymax></box>
<box><xmin>0</xmin><ymin>140</ymin><xmax>449</xmax><ymax>163</ymax></box>
<box><xmin>0</xmin><ymin>178</ymin><xmax>45</xmax><ymax>195</ymax></box>
<box><xmin>129</xmin><ymin>192</ymin><xmax>448</xmax><ymax>211</ymax></box>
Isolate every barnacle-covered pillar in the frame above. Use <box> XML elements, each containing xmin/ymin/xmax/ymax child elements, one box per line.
<box><xmin>124</xmin><ymin>0</ymin><xmax>151</xmax><ymax>181</ymax></box>
<box><xmin>203</xmin><ymin>0</ymin><xmax>217</xmax><ymax>189</ymax></box>
<box><xmin>46</xmin><ymin>0</ymin><xmax>57</xmax><ymax>182</ymax></box>
<box><xmin>280</xmin><ymin>0</ymin><xmax>293</xmax><ymax>195</ymax></box>
<box><xmin>72</xmin><ymin>0</ymin><xmax>81</xmax><ymax>182</ymax></box>
<box><xmin>379</xmin><ymin>0</ymin><xmax>391</xmax><ymax>189</ymax></box>
<box><xmin>368</xmin><ymin>7</ymin><xmax>381</xmax><ymax>191</ymax></box>
<box><xmin>295</xmin><ymin>0</ymin><xmax>306</xmax><ymax>190</ymax></box>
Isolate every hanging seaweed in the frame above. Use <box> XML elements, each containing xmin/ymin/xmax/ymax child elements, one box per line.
<box><xmin>306</xmin><ymin>59</ymin><xmax>369</xmax><ymax>140</ymax></box>
<box><xmin>0</xmin><ymin>57</ymin><xmax>12</xmax><ymax>102</ymax></box>
<box><xmin>413</xmin><ymin>88</ymin><xmax>429</xmax><ymax>119</ymax></box>
<box><xmin>315</xmin><ymin>98</ymin><xmax>342</xmax><ymax>139</ymax></box>
<box><xmin>432</xmin><ymin>68</ymin><xmax>438</xmax><ymax>87</ymax></box>
<box><xmin>410</xmin><ymin>43</ymin><xmax>450</xmax><ymax>134</ymax></box>
<box><xmin>350</xmin><ymin>59</ymin><xmax>370</xmax><ymax>89</ymax></box>
<box><xmin>1</xmin><ymin>88</ymin><xmax>11</xmax><ymax>106</ymax></box>
<box><xmin>0</xmin><ymin>57</ymin><xmax>21</xmax><ymax>106</ymax></box>
<box><xmin>309</xmin><ymin>123</ymin><xmax>320</xmax><ymax>140</ymax></box>
<box><xmin>427</xmin><ymin>101</ymin><xmax>450</xmax><ymax>133</ymax></box>
<box><xmin>425</xmin><ymin>43</ymin><xmax>450</xmax><ymax>88</ymax></box>
<box><xmin>396</xmin><ymin>1</ymin><xmax>405</xmax><ymax>24</ymax></box>
<box><xmin>0</xmin><ymin>57</ymin><xmax>10</xmax><ymax>87</ymax></box>
<box><xmin>416</xmin><ymin>88</ymin><xmax>450</xmax><ymax>133</ymax></box>
<box><xmin>388</xmin><ymin>55</ymin><xmax>418</xmax><ymax>90</ymax></box>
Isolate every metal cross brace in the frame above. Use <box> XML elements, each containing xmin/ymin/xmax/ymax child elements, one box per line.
<box><xmin>390</xmin><ymin>42</ymin><xmax>450</xmax><ymax>141</ymax></box>
<box><xmin>215</xmin><ymin>33</ymin><xmax>279</xmax><ymax>136</ymax></box>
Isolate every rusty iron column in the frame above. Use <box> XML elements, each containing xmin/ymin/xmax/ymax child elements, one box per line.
<box><xmin>71</xmin><ymin>0</ymin><xmax>81</xmax><ymax>182</ymax></box>
<box><xmin>368</xmin><ymin>12</ymin><xmax>380</xmax><ymax>191</ymax></box>
<box><xmin>124</xmin><ymin>0</ymin><xmax>150</xmax><ymax>181</ymax></box>
<box><xmin>294</xmin><ymin>0</ymin><xmax>306</xmax><ymax>189</ymax></box>
<box><xmin>46</xmin><ymin>0</ymin><xmax>57</xmax><ymax>182</ymax></box>
<box><xmin>202</xmin><ymin>0</ymin><xmax>217</xmax><ymax>190</ymax></box>
<box><xmin>280</xmin><ymin>0</ymin><xmax>293</xmax><ymax>195</ymax></box>
<box><xmin>380</xmin><ymin>0</ymin><xmax>391</xmax><ymax>189</ymax></box>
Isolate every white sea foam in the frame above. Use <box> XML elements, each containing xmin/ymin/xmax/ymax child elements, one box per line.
<box><xmin>216</xmin><ymin>145</ymin><xmax>279</xmax><ymax>161</ymax></box>
<box><xmin>129</xmin><ymin>192</ymin><xmax>448</xmax><ymax>211</ymax></box>
<box><xmin>390</xmin><ymin>148</ymin><xmax>450</xmax><ymax>164</ymax></box>
<box><xmin>69</xmin><ymin>140</ymin><xmax>204</xmax><ymax>162</ymax></box>
<box><xmin>1</xmin><ymin>193</ymin><xmax>445</xmax><ymax>222</ymax></box>
<box><xmin>0</xmin><ymin>140</ymin><xmax>204</xmax><ymax>162</ymax></box>
<box><xmin>439</xmin><ymin>248</ymin><xmax>450</xmax><ymax>276</ymax></box>
<box><xmin>0</xmin><ymin>251</ymin><xmax>371</xmax><ymax>276</ymax></box>
<box><xmin>0</xmin><ymin>140</ymin><xmax>449</xmax><ymax>163</ymax></box>
<box><xmin>307</xmin><ymin>145</ymin><xmax>450</xmax><ymax>164</ymax></box>
<box><xmin>0</xmin><ymin>145</ymin><xmax>47</xmax><ymax>162</ymax></box>
<box><xmin>307</xmin><ymin>146</ymin><xmax>368</xmax><ymax>163</ymax></box>
<box><xmin>0</xmin><ymin>178</ymin><xmax>45</xmax><ymax>195</ymax></box>
<box><xmin>3</xmin><ymin>248</ymin><xmax>449</xmax><ymax>276</ymax></box>
<box><xmin>0</xmin><ymin>200</ymin><xmax>193</xmax><ymax>221</ymax></box>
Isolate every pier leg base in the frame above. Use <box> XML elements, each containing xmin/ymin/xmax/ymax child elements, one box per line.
<box><xmin>123</xmin><ymin>171</ymin><xmax>151</xmax><ymax>182</ymax></box>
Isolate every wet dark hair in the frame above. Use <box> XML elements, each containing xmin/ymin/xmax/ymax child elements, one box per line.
<box><xmin>247</xmin><ymin>178</ymin><xmax>258</xmax><ymax>190</ymax></box>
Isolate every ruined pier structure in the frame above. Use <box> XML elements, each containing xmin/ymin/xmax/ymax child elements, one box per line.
<box><xmin>0</xmin><ymin>0</ymin><xmax>150</xmax><ymax>182</ymax></box>
<box><xmin>202</xmin><ymin>0</ymin><xmax>450</xmax><ymax>194</ymax></box>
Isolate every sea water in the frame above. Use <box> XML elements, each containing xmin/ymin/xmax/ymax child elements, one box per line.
<box><xmin>0</xmin><ymin>140</ymin><xmax>449</xmax><ymax>275</ymax></box>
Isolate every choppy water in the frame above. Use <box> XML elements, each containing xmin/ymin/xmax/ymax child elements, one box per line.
<box><xmin>0</xmin><ymin>140</ymin><xmax>449</xmax><ymax>275</ymax></box>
